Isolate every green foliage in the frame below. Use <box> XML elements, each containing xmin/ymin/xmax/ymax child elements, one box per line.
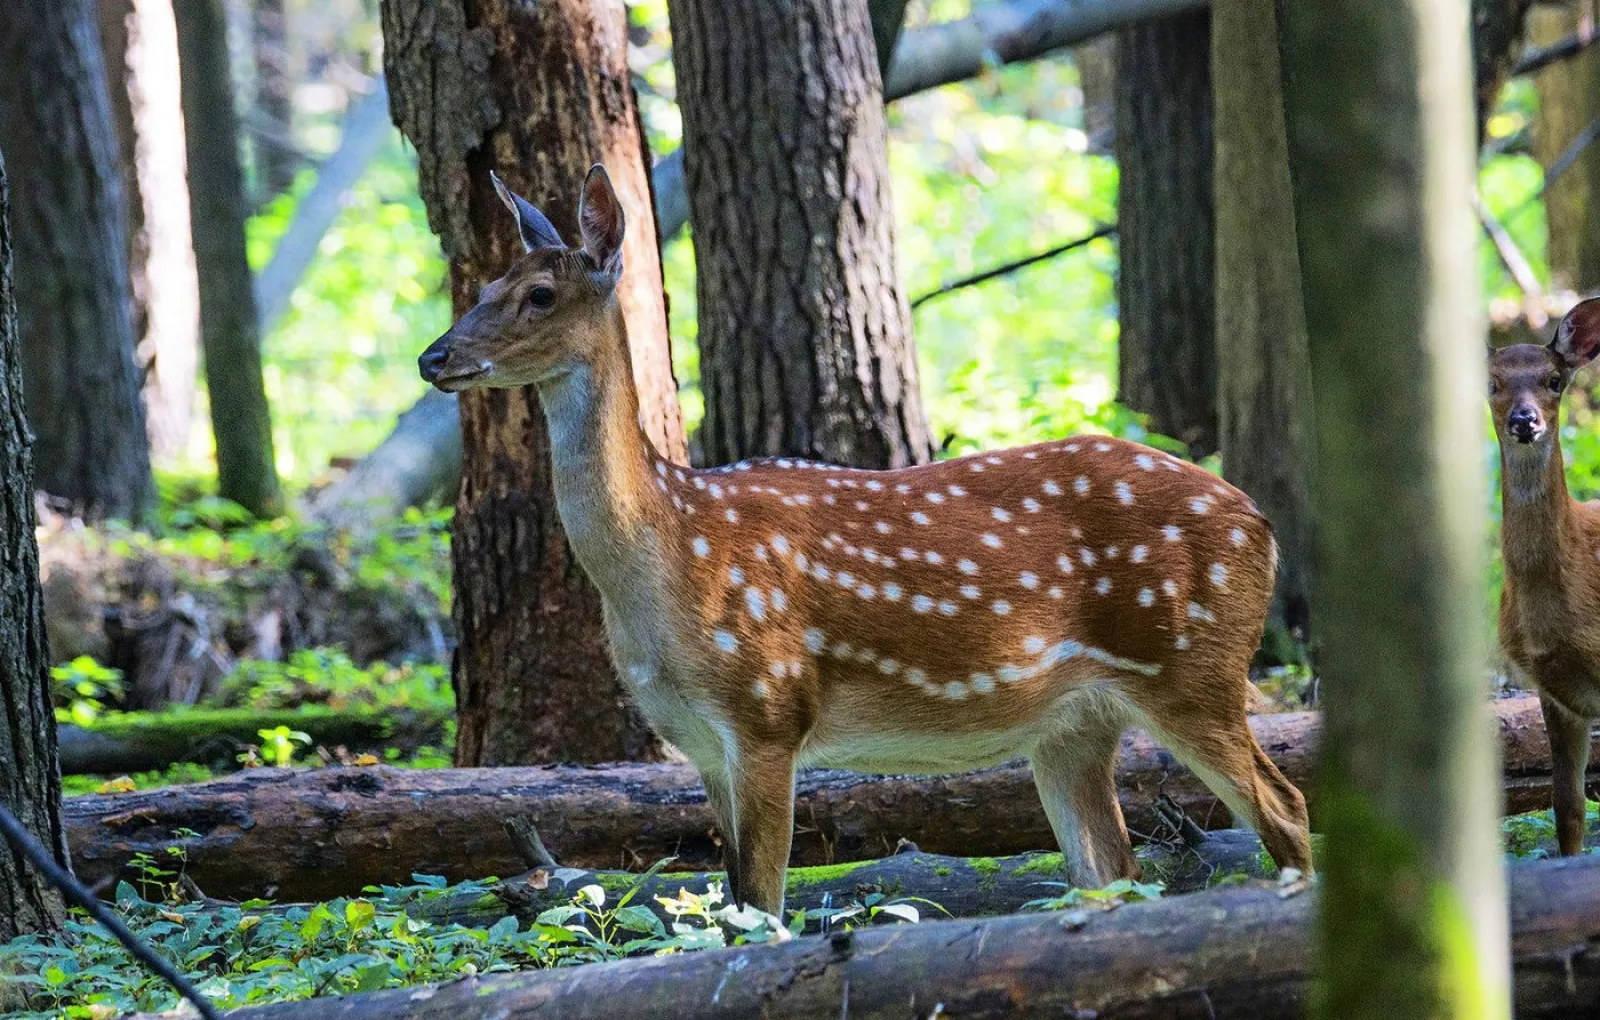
<box><xmin>1020</xmin><ymin>877</ymin><xmax>1166</xmax><ymax>913</ymax></box>
<box><xmin>252</xmin><ymin>726</ymin><xmax>313</xmax><ymax>768</ymax></box>
<box><xmin>60</xmin><ymin>764</ymin><xmax>216</xmax><ymax>797</ymax></box>
<box><xmin>216</xmin><ymin>648</ymin><xmax>451</xmax><ymax>714</ymax></box>
<box><xmin>51</xmin><ymin>657</ymin><xmax>125</xmax><ymax>726</ymax></box>
<box><xmin>1502</xmin><ymin>800</ymin><xmax>1600</xmax><ymax>858</ymax></box>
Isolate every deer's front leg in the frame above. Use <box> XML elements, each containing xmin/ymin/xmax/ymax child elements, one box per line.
<box><xmin>726</xmin><ymin>743</ymin><xmax>798</xmax><ymax>916</ymax></box>
<box><xmin>1541</xmin><ymin>691</ymin><xmax>1592</xmax><ymax>856</ymax></box>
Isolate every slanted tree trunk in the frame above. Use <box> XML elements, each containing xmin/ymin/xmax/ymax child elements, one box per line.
<box><xmin>1529</xmin><ymin>2</ymin><xmax>1600</xmax><ymax>292</ymax></box>
<box><xmin>380</xmin><ymin>0</ymin><xmax>684</xmax><ymax>765</ymax></box>
<box><xmin>671</xmin><ymin>0</ymin><xmax>933</xmax><ymax>469</ymax></box>
<box><xmin>0</xmin><ymin>0</ymin><xmax>153</xmax><ymax>522</ymax></box>
<box><xmin>1281</xmin><ymin>1</ymin><xmax>1512</xmax><ymax>1015</ymax></box>
<box><xmin>0</xmin><ymin>150</ymin><xmax>68</xmax><ymax>943</ymax></box>
<box><xmin>251</xmin><ymin>0</ymin><xmax>297</xmax><ymax>202</ymax></box>
<box><xmin>1114</xmin><ymin>10</ymin><xmax>1216</xmax><ymax>459</ymax></box>
<box><xmin>1212</xmin><ymin>0</ymin><xmax>1313</xmax><ymax>664</ymax></box>
<box><xmin>99</xmin><ymin>0</ymin><xmax>203</xmax><ymax>462</ymax></box>
<box><xmin>174</xmin><ymin>0</ymin><xmax>282</xmax><ymax>517</ymax></box>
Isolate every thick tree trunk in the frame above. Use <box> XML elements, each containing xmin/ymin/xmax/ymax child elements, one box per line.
<box><xmin>0</xmin><ymin>150</ymin><xmax>69</xmax><ymax>942</ymax></box>
<box><xmin>129</xmin><ymin>856</ymin><xmax>1600</xmax><ymax>1020</ymax></box>
<box><xmin>379</xmin><ymin>0</ymin><xmax>682</xmax><ymax>766</ymax></box>
<box><xmin>1281</xmin><ymin>2</ymin><xmax>1510</xmax><ymax>1016</ymax></box>
<box><xmin>251</xmin><ymin>0</ymin><xmax>297</xmax><ymax>202</ymax></box>
<box><xmin>1114</xmin><ymin>10</ymin><xmax>1216</xmax><ymax>459</ymax></box>
<box><xmin>1474</xmin><ymin>0</ymin><xmax>1534</xmax><ymax>143</ymax></box>
<box><xmin>55</xmin><ymin>705</ymin><xmax>450</xmax><ymax>776</ymax></box>
<box><xmin>1211</xmin><ymin>0</ymin><xmax>1314</xmax><ymax>663</ymax></box>
<box><xmin>671</xmin><ymin>0</ymin><xmax>932</xmax><ymax>469</ymax></box>
<box><xmin>174</xmin><ymin>0</ymin><xmax>282</xmax><ymax>517</ymax></box>
<box><xmin>0</xmin><ymin>0</ymin><xmax>153</xmax><ymax>522</ymax></box>
<box><xmin>61</xmin><ymin>697</ymin><xmax>1578</xmax><ymax>902</ymax></box>
<box><xmin>1529</xmin><ymin>3</ymin><xmax>1600</xmax><ymax>292</ymax></box>
<box><xmin>99</xmin><ymin>0</ymin><xmax>203</xmax><ymax>462</ymax></box>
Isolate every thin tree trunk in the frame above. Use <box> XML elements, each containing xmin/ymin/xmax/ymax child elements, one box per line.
<box><xmin>1281</xmin><ymin>1</ymin><xmax>1511</xmax><ymax>1015</ymax></box>
<box><xmin>100</xmin><ymin>0</ymin><xmax>202</xmax><ymax>462</ymax></box>
<box><xmin>174</xmin><ymin>0</ymin><xmax>282</xmax><ymax>517</ymax></box>
<box><xmin>1530</xmin><ymin>1</ymin><xmax>1600</xmax><ymax>293</ymax></box>
<box><xmin>380</xmin><ymin>0</ymin><xmax>683</xmax><ymax>765</ymax></box>
<box><xmin>251</xmin><ymin>0</ymin><xmax>296</xmax><ymax>202</ymax></box>
<box><xmin>671</xmin><ymin>0</ymin><xmax>932</xmax><ymax>469</ymax></box>
<box><xmin>1114</xmin><ymin>10</ymin><xmax>1217</xmax><ymax>459</ymax></box>
<box><xmin>0</xmin><ymin>149</ymin><xmax>69</xmax><ymax>944</ymax></box>
<box><xmin>1212</xmin><ymin>0</ymin><xmax>1314</xmax><ymax>663</ymax></box>
<box><xmin>0</xmin><ymin>0</ymin><xmax>154</xmax><ymax>522</ymax></box>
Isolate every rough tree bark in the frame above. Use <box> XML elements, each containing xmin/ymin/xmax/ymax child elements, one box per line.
<box><xmin>174</xmin><ymin>0</ymin><xmax>282</xmax><ymax>518</ymax></box>
<box><xmin>0</xmin><ymin>150</ymin><xmax>69</xmax><ymax>943</ymax></box>
<box><xmin>1212</xmin><ymin>0</ymin><xmax>1314</xmax><ymax>663</ymax></box>
<box><xmin>1281</xmin><ymin>1</ymin><xmax>1511</xmax><ymax>1016</ymax></box>
<box><xmin>61</xmin><ymin>696</ymin><xmax>1577</xmax><ymax>902</ymax></box>
<box><xmin>0</xmin><ymin>0</ymin><xmax>153</xmax><ymax>522</ymax></box>
<box><xmin>670</xmin><ymin>0</ymin><xmax>933</xmax><ymax>469</ymax></box>
<box><xmin>99</xmin><ymin>0</ymin><xmax>203</xmax><ymax>462</ymax></box>
<box><xmin>380</xmin><ymin>0</ymin><xmax>684</xmax><ymax>765</ymax></box>
<box><xmin>1529</xmin><ymin>2</ymin><xmax>1600</xmax><ymax>292</ymax></box>
<box><xmin>1114</xmin><ymin>10</ymin><xmax>1216</xmax><ymax>459</ymax></box>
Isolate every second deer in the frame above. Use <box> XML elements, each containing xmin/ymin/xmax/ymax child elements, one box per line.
<box><xmin>1491</xmin><ymin>298</ymin><xmax>1600</xmax><ymax>857</ymax></box>
<box><xmin>418</xmin><ymin>164</ymin><xmax>1314</xmax><ymax>914</ymax></box>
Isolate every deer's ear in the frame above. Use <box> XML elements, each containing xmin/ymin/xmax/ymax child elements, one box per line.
<box><xmin>578</xmin><ymin>164</ymin><xmax>625</xmax><ymax>281</ymax></box>
<box><xmin>491</xmin><ymin>171</ymin><xmax>565</xmax><ymax>252</ymax></box>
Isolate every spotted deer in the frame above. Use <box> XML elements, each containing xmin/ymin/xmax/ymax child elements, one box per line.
<box><xmin>1491</xmin><ymin>297</ymin><xmax>1600</xmax><ymax>858</ymax></box>
<box><xmin>418</xmin><ymin>164</ymin><xmax>1314</xmax><ymax>914</ymax></box>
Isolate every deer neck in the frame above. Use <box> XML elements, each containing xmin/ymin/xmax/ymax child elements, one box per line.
<box><xmin>534</xmin><ymin>301</ymin><xmax>671</xmax><ymax>604</ymax></box>
<box><xmin>1500</xmin><ymin>433</ymin><xmax>1577</xmax><ymax>576</ymax></box>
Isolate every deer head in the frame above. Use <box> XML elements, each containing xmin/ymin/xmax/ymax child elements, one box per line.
<box><xmin>1489</xmin><ymin>297</ymin><xmax>1600</xmax><ymax>451</ymax></box>
<box><xmin>417</xmin><ymin>165</ymin><xmax>627</xmax><ymax>391</ymax></box>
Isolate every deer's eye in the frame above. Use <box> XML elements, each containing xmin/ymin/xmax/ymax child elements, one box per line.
<box><xmin>528</xmin><ymin>286</ymin><xmax>556</xmax><ymax>309</ymax></box>
<box><xmin>1549</xmin><ymin>373</ymin><xmax>1564</xmax><ymax>393</ymax></box>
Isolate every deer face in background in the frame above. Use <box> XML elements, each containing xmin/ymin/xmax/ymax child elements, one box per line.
<box><xmin>418</xmin><ymin>165</ymin><xmax>626</xmax><ymax>391</ymax></box>
<box><xmin>1489</xmin><ymin>298</ymin><xmax>1600</xmax><ymax>449</ymax></box>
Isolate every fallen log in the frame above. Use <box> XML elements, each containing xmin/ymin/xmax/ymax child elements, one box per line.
<box><xmin>399</xmin><ymin>827</ymin><xmax>1272</xmax><ymax>929</ymax></box>
<box><xmin>135</xmin><ymin>854</ymin><xmax>1600</xmax><ymax>1020</ymax></box>
<box><xmin>57</xmin><ymin>706</ymin><xmax>450</xmax><ymax>776</ymax></box>
<box><xmin>66</xmin><ymin>697</ymin><xmax>1581</xmax><ymax>901</ymax></box>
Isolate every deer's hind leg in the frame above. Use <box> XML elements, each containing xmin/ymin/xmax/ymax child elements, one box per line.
<box><xmin>1129</xmin><ymin>679</ymin><xmax>1313</xmax><ymax>877</ymax></box>
<box><xmin>1028</xmin><ymin>702</ymin><xmax>1140</xmax><ymax>889</ymax></box>
<box><xmin>1539</xmin><ymin>690</ymin><xmax>1591</xmax><ymax>856</ymax></box>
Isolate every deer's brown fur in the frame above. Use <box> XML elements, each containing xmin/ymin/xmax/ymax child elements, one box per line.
<box><xmin>419</xmin><ymin>165</ymin><xmax>1314</xmax><ymax>913</ymax></box>
<box><xmin>1492</xmin><ymin>297</ymin><xmax>1600</xmax><ymax>856</ymax></box>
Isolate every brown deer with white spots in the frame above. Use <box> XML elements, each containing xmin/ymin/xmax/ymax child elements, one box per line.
<box><xmin>417</xmin><ymin>165</ymin><xmax>1314</xmax><ymax>914</ymax></box>
<box><xmin>1491</xmin><ymin>297</ymin><xmax>1600</xmax><ymax>858</ymax></box>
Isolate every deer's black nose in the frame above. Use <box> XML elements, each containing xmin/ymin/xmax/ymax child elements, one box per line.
<box><xmin>1509</xmin><ymin>405</ymin><xmax>1541</xmax><ymax>442</ymax></box>
<box><xmin>418</xmin><ymin>344</ymin><xmax>449</xmax><ymax>383</ymax></box>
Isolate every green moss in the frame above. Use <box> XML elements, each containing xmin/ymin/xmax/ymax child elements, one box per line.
<box><xmin>1011</xmin><ymin>852</ymin><xmax>1065</xmax><ymax>876</ymax></box>
<box><xmin>933</xmin><ymin>865</ymin><xmax>951</xmax><ymax>876</ymax></box>
<box><xmin>970</xmin><ymin>856</ymin><xmax>1002</xmax><ymax>890</ymax></box>
<box><xmin>785</xmin><ymin>859</ymin><xmax>874</xmax><ymax>889</ymax></box>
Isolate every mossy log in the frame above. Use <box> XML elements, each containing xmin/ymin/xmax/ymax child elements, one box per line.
<box><xmin>136</xmin><ymin>854</ymin><xmax>1600</xmax><ymax>1020</ymax></box>
<box><xmin>66</xmin><ymin>697</ymin><xmax>1580</xmax><ymax>901</ymax></box>
<box><xmin>399</xmin><ymin>829</ymin><xmax>1272</xmax><ymax>929</ymax></box>
<box><xmin>57</xmin><ymin>706</ymin><xmax>451</xmax><ymax>776</ymax></box>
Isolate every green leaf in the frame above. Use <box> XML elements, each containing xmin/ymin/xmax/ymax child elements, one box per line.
<box><xmin>352</xmin><ymin>962</ymin><xmax>390</xmax><ymax>993</ymax></box>
<box><xmin>344</xmin><ymin>899</ymin><xmax>376</xmax><ymax>931</ymax></box>
<box><xmin>488</xmin><ymin>915</ymin><xmax>519</xmax><ymax>940</ymax></box>
<box><xmin>300</xmin><ymin>903</ymin><xmax>335</xmax><ymax>943</ymax></box>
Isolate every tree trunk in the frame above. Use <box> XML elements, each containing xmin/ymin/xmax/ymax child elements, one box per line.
<box><xmin>1281</xmin><ymin>1</ymin><xmax>1511</xmax><ymax>1016</ymax></box>
<box><xmin>0</xmin><ymin>150</ymin><xmax>69</xmax><ymax>943</ymax></box>
<box><xmin>0</xmin><ymin>0</ymin><xmax>153</xmax><ymax>522</ymax></box>
<box><xmin>1211</xmin><ymin>0</ymin><xmax>1314</xmax><ymax>664</ymax></box>
<box><xmin>125</xmin><ymin>856</ymin><xmax>1600</xmax><ymax>1020</ymax></box>
<box><xmin>60</xmin><ymin>696</ymin><xmax>1575</xmax><ymax>902</ymax></box>
<box><xmin>174</xmin><ymin>0</ymin><xmax>282</xmax><ymax>518</ymax></box>
<box><xmin>671</xmin><ymin>0</ymin><xmax>933</xmax><ymax>469</ymax></box>
<box><xmin>1114</xmin><ymin>10</ymin><xmax>1217</xmax><ymax>459</ymax></box>
<box><xmin>99</xmin><ymin>0</ymin><xmax>203</xmax><ymax>462</ymax></box>
<box><xmin>1474</xmin><ymin>0</ymin><xmax>1534</xmax><ymax>143</ymax></box>
<box><xmin>251</xmin><ymin>0</ymin><xmax>297</xmax><ymax>202</ymax></box>
<box><xmin>1529</xmin><ymin>2</ymin><xmax>1600</xmax><ymax>293</ymax></box>
<box><xmin>379</xmin><ymin>0</ymin><xmax>683</xmax><ymax>766</ymax></box>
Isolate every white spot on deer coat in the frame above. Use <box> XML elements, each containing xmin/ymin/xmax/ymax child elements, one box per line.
<box><xmin>911</xmin><ymin>512</ymin><xmax>931</xmax><ymax>526</ymax></box>
<box><xmin>992</xmin><ymin>600</ymin><xmax>1012</xmax><ymax>616</ymax></box>
<box><xmin>1115</xmin><ymin>481</ymin><xmax>1135</xmax><ymax>505</ymax></box>
<box><xmin>1210</xmin><ymin>563</ymin><xmax>1229</xmax><ymax>588</ymax></box>
<box><xmin>804</xmin><ymin>628</ymin><xmax>826</xmax><ymax>653</ymax></box>
<box><xmin>1019</xmin><ymin>571</ymin><xmax>1039</xmax><ymax>589</ymax></box>
<box><xmin>713</xmin><ymin>630</ymin><xmax>738</xmax><ymax>653</ymax></box>
<box><xmin>1163</xmin><ymin>525</ymin><xmax>1182</xmax><ymax>543</ymax></box>
<box><xmin>1042</xmin><ymin>480</ymin><xmax>1062</xmax><ymax>496</ymax></box>
<box><xmin>912</xmin><ymin>595</ymin><xmax>935</xmax><ymax>613</ymax></box>
<box><xmin>958</xmin><ymin>558</ymin><xmax>979</xmax><ymax>575</ymax></box>
<box><xmin>882</xmin><ymin>582</ymin><xmax>903</xmax><ymax>601</ymax></box>
<box><xmin>981</xmin><ymin>533</ymin><xmax>1003</xmax><ymax>548</ymax></box>
<box><xmin>1131</xmin><ymin>545</ymin><xmax>1148</xmax><ymax>564</ymax></box>
<box><xmin>1095</xmin><ymin>577</ymin><xmax>1112</xmax><ymax>595</ymax></box>
<box><xmin>692</xmin><ymin>536</ymin><xmax>710</xmax><ymax>558</ymax></box>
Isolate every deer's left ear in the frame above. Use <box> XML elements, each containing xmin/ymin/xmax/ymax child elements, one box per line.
<box><xmin>578</xmin><ymin>164</ymin><xmax>625</xmax><ymax>282</ymax></box>
<box><xmin>1552</xmin><ymin>297</ymin><xmax>1600</xmax><ymax>370</ymax></box>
